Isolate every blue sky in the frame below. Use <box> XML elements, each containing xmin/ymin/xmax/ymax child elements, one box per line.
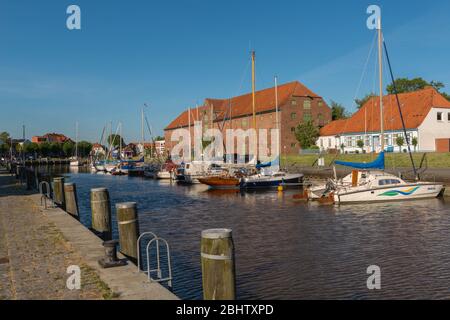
<box><xmin>1</xmin><ymin>0</ymin><xmax>449</xmax><ymax>142</ymax></box>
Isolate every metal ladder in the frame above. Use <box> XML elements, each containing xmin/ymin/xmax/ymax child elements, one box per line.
<box><xmin>39</xmin><ymin>181</ymin><xmax>55</xmax><ymax>209</ymax></box>
<box><xmin>137</xmin><ymin>232</ymin><xmax>173</xmax><ymax>289</ymax></box>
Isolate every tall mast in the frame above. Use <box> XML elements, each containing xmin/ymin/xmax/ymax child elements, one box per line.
<box><xmin>141</xmin><ymin>107</ymin><xmax>144</xmax><ymax>146</ymax></box>
<box><xmin>75</xmin><ymin>121</ymin><xmax>78</xmax><ymax>158</ymax></box>
<box><xmin>378</xmin><ymin>17</ymin><xmax>384</xmax><ymax>151</ymax></box>
<box><xmin>274</xmin><ymin>76</ymin><xmax>280</xmax><ymax>160</ymax></box>
<box><xmin>119</xmin><ymin>122</ymin><xmax>122</xmax><ymax>159</ymax></box>
<box><xmin>188</xmin><ymin>106</ymin><xmax>191</xmax><ymax>160</ymax></box>
<box><xmin>251</xmin><ymin>51</ymin><xmax>256</xmax><ymax>131</ymax></box>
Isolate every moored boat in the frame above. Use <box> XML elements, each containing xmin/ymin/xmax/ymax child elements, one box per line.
<box><xmin>241</xmin><ymin>171</ymin><xmax>304</xmax><ymax>189</ymax></box>
<box><xmin>198</xmin><ymin>175</ymin><xmax>241</xmax><ymax>189</ymax></box>
<box><xmin>308</xmin><ymin>168</ymin><xmax>444</xmax><ymax>204</ymax></box>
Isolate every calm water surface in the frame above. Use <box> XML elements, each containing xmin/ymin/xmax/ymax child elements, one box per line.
<box><xmin>51</xmin><ymin>167</ymin><xmax>450</xmax><ymax>299</ymax></box>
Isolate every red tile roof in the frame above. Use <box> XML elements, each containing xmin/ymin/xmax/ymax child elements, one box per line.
<box><xmin>320</xmin><ymin>87</ymin><xmax>450</xmax><ymax>136</ymax></box>
<box><xmin>165</xmin><ymin>81</ymin><xmax>321</xmax><ymax>130</ymax></box>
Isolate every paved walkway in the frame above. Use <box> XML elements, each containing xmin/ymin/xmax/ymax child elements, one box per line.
<box><xmin>0</xmin><ymin>168</ymin><xmax>178</xmax><ymax>300</ymax></box>
<box><xmin>0</xmin><ymin>172</ymin><xmax>111</xmax><ymax>300</ymax></box>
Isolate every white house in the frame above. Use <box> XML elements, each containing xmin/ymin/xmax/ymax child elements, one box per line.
<box><xmin>317</xmin><ymin>87</ymin><xmax>450</xmax><ymax>153</ymax></box>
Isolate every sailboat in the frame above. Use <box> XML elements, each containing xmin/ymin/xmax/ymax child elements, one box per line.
<box><xmin>70</xmin><ymin>122</ymin><xmax>81</xmax><ymax>167</ymax></box>
<box><xmin>308</xmin><ymin>15</ymin><xmax>444</xmax><ymax>204</ymax></box>
<box><xmin>239</xmin><ymin>55</ymin><xmax>303</xmax><ymax>189</ymax></box>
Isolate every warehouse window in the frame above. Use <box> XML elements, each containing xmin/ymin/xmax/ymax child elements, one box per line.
<box><xmin>437</xmin><ymin>112</ymin><xmax>443</xmax><ymax>121</ymax></box>
<box><xmin>291</xmin><ymin>112</ymin><xmax>297</xmax><ymax>120</ymax></box>
<box><xmin>291</xmin><ymin>100</ymin><xmax>297</xmax><ymax>106</ymax></box>
<box><xmin>303</xmin><ymin>100</ymin><xmax>311</xmax><ymax>110</ymax></box>
<box><xmin>303</xmin><ymin>114</ymin><xmax>312</xmax><ymax>122</ymax></box>
<box><xmin>448</xmin><ymin>113</ymin><xmax>450</xmax><ymax>121</ymax></box>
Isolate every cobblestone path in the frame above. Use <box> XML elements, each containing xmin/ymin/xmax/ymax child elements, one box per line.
<box><xmin>0</xmin><ymin>173</ymin><xmax>111</xmax><ymax>300</ymax></box>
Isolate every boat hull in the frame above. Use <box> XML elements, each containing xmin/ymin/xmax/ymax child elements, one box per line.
<box><xmin>241</xmin><ymin>174</ymin><xmax>303</xmax><ymax>189</ymax></box>
<box><xmin>335</xmin><ymin>183</ymin><xmax>444</xmax><ymax>204</ymax></box>
<box><xmin>156</xmin><ymin>171</ymin><xmax>174</xmax><ymax>180</ymax></box>
<box><xmin>198</xmin><ymin>176</ymin><xmax>241</xmax><ymax>189</ymax></box>
<box><xmin>70</xmin><ymin>160</ymin><xmax>80</xmax><ymax>167</ymax></box>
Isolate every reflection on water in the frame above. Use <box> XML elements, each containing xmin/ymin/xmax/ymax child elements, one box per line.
<box><xmin>44</xmin><ymin>166</ymin><xmax>450</xmax><ymax>299</ymax></box>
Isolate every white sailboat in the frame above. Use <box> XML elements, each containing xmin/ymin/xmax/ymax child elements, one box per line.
<box><xmin>70</xmin><ymin>122</ymin><xmax>80</xmax><ymax>167</ymax></box>
<box><xmin>308</xmin><ymin>16</ymin><xmax>444</xmax><ymax>203</ymax></box>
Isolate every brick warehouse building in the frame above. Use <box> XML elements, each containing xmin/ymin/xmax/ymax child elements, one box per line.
<box><xmin>164</xmin><ymin>81</ymin><xmax>332</xmax><ymax>156</ymax></box>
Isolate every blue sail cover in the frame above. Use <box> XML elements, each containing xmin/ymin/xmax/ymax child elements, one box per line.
<box><xmin>335</xmin><ymin>152</ymin><xmax>385</xmax><ymax>170</ymax></box>
<box><xmin>256</xmin><ymin>157</ymin><xmax>280</xmax><ymax>169</ymax></box>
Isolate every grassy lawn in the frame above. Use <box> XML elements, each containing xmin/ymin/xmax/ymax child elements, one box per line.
<box><xmin>283</xmin><ymin>153</ymin><xmax>450</xmax><ymax>169</ymax></box>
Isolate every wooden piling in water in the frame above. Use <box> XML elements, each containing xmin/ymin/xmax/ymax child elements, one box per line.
<box><xmin>64</xmin><ymin>183</ymin><xmax>79</xmax><ymax>219</ymax></box>
<box><xmin>53</xmin><ymin>177</ymin><xmax>66</xmax><ymax>210</ymax></box>
<box><xmin>90</xmin><ymin>188</ymin><xmax>112</xmax><ymax>240</ymax></box>
<box><xmin>25</xmin><ymin>169</ymin><xmax>32</xmax><ymax>190</ymax></box>
<box><xmin>116</xmin><ymin>202</ymin><xmax>139</xmax><ymax>263</ymax></box>
<box><xmin>201</xmin><ymin>228</ymin><xmax>236</xmax><ymax>300</ymax></box>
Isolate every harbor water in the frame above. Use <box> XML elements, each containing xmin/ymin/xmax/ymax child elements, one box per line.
<box><xmin>49</xmin><ymin>166</ymin><xmax>450</xmax><ymax>299</ymax></box>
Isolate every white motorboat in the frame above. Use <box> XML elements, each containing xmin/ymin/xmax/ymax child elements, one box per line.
<box><xmin>308</xmin><ymin>169</ymin><xmax>444</xmax><ymax>204</ymax></box>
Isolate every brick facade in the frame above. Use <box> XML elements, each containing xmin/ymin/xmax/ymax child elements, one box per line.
<box><xmin>164</xmin><ymin>81</ymin><xmax>331</xmax><ymax>156</ymax></box>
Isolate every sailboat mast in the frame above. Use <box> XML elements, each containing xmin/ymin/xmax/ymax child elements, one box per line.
<box><xmin>141</xmin><ymin>107</ymin><xmax>144</xmax><ymax>145</ymax></box>
<box><xmin>274</xmin><ymin>76</ymin><xmax>280</xmax><ymax>158</ymax></box>
<box><xmin>75</xmin><ymin>121</ymin><xmax>78</xmax><ymax>158</ymax></box>
<box><xmin>378</xmin><ymin>17</ymin><xmax>384</xmax><ymax>151</ymax></box>
<box><xmin>188</xmin><ymin>106</ymin><xmax>191</xmax><ymax>160</ymax></box>
<box><xmin>251</xmin><ymin>51</ymin><xmax>256</xmax><ymax>131</ymax></box>
<box><xmin>119</xmin><ymin>122</ymin><xmax>122</xmax><ymax>159</ymax></box>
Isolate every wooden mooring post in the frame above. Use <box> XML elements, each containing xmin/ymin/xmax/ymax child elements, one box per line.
<box><xmin>53</xmin><ymin>177</ymin><xmax>66</xmax><ymax>210</ymax></box>
<box><xmin>116</xmin><ymin>202</ymin><xmax>140</xmax><ymax>263</ymax></box>
<box><xmin>64</xmin><ymin>183</ymin><xmax>79</xmax><ymax>219</ymax></box>
<box><xmin>90</xmin><ymin>188</ymin><xmax>112</xmax><ymax>240</ymax></box>
<box><xmin>201</xmin><ymin>228</ymin><xmax>236</xmax><ymax>300</ymax></box>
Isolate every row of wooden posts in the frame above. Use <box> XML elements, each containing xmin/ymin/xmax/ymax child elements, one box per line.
<box><xmin>14</xmin><ymin>164</ymin><xmax>237</xmax><ymax>300</ymax></box>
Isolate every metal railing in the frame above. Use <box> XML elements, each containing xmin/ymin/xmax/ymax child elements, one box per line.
<box><xmin>137</xmin><ymin>231</ymin><xmax>173</xmax><ymax>288</ymax></box>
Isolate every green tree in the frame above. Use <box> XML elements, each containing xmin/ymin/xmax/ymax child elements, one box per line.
<box><xmin>0</xmin><ymin>132</ymin><xmax>10</xmax><ymax>145</ymax></box>
<box><xmin>386</xmin><ymin>77</ymin><xmax>450</xmax><ymax>100</ymax></box>
<box><xmin>330</xmin><ymin>101</ymin><xmax>348</xmax><ymax>120</ymax></box>
<box><xmin>412</xmin><ymin>137</ymin><xmax>418</xmax><ymax>152</ymax></box>
<box><xmin>63</xmin><ymin>141</ymin><xmax>75</xmax><ymax>157</ymax></box>
<box><xmin>39</xmin><ymin>142</ymin><xmax>51</xmax><ymax>157</ymax></box>
<box><xmin>24</xmin><ymin>142</ymin><xmax>39</xmax><ymax>155</ymax></box>
<box><xmin>154</xmin><ymin>135</ymin><xmax>164</xmax><ymax>141</ymax></box>
<box><xmin>387</xmin><ymin>77</ymin><xmax>430</xmax><ymax>94</ymax></box>
<box><xmin>396</xmin><ymin>136</ymin><xmax>405</xmax><ymax>152</ymax></box>
<box><xmin>107</xmin><ymin>134</ymin><xmax>125</xmax><ymax>148</ymax></box>
<box><xmin>357</xmin><ymin>140</ymin><xmax>364</xmax><ymax>153</ymax></box>
<box><xmin>294</xmin><ymin>121</ymin><xmax>320</xmax><ymax>149</ymax></box>
<box><xmin>77</xmin><ymin>141</ymin><xmax>93</xmax><ymax>158</ymax></box>
<box><xmin>0</xmin><ymin>143</ymin><xmax>8</xmax><ymax>156</ymax></box>
<box><xmin>355</xmin><ymin>93</ymin><xmax>376</xmax><ymax>109</ymax></box>
<box><xmin>441</xmin><ymin>92</ymin><xmax>450</xmax><ymax>102</ymax></box>
<box><xmin>49</xmin><ymin>142</ymin><xmax>62</xmax><ymax>157</ymax></box>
